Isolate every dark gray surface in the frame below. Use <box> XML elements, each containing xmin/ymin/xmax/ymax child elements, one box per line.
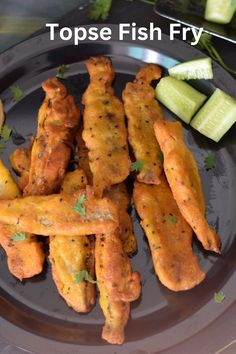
<box><xmin>0</xmin><ymin>26</ymin><xmax>236</xmax><ymax>354</ymax></box>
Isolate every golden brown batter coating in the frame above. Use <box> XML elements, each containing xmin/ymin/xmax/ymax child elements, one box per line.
<box><xmin>0</xmin><ymin>161</ymin><xmax>44</xmax><ymax>280</ymax></box>
<box><xmin>0</xmin><ymin>187</ymin><xmax>119</xmax><ymax>236</ymax></box>
<box><xmin>50</xmin><ymin>234</ymin><xmax>95</xmax><ymax>313</ymax></box>
<box><xmin>122</xmin><ymin>64</ymin><xmax>164</xmax><ymax>185</ymax></box>
<box><xmin>24</xmin><ymin>78</ymin><xmax>80</xmax><ymax>196</ymax></box>
<box><xmin>104</xmin><ymin>183</ymin><xmax>137</xmax><ymax>256</ymax></box>
<box><xmin>9</xmin><ymin>138</ymin><xmax>33</xmax><ymax>191</ymax></box>
<box><xmin>82</xmin><ymin>56</ymin><xmax>131</xmax><ymax>197</ymax></box>
<box><xmin>154</xmin><ymin>120</ymin><xmax>221</xmax><ymax>253</ymax></box>
<box><xmin>50</xmin><ymin>169</ymin><xmax>96</xmax><ymax>313</ymax></box>
<box><xmin>95</xmin><ymin>231</ymin><xmax>141</xmax><ymax>344</ymax></box>
<box><xmin>133</xmin><ymin>177</ymin><xmax>205</xmax><ymax>291</ymax></box>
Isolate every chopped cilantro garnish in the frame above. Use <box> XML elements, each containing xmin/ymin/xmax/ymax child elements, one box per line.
<box><xmin>214</xmin><ymin>291</ymin><xmax>225</xmax><ymax>304</ymax></box>
<box><xmin>157</xmin><ymin>149</ymin><xmax>164</xmax><ymax>164</ymax></box>
<box><xmin>169</xmin><ymin>213</ymin><xmax>177</xmax><ymax>224</ymax></box>
<box><xmin>204</xmin><ymin>152</ymin><xmax>216</xmax><ymax>171</ymax></box>
<box><xmin>89</xmin><ymin>0</ymin><xmax>112</xmax><ymax>20</ymax></box>
<box><xmin>11</xmin><ymin>232</ymin><xmax>26</xmax><ymax>241</ymax></box>
<box><xmin>131</xmin><ymin>160</ymin><xmax>144</xmax><ymax>172</ymax></box>
<box><xmin>56</xmin><ymin>64</ymin><xmax>70</xmax><ymax>79</ymax></box>
<box><xmin>10</xmin><ymin>85</ymin><xmax>23</xmax><ymax>102</ymax></box>
<box><xmin>0</xmin><ymin>125</ymin><xmax>12</xmax><ymax>142</ymax></box>
<box><xmin>74</xmin><ymin>270</ymin><xmax>96</xmax><ymax>284</ymax></box>
<box><xmin>73</xmin><ymin>195</ymin><xmax>86</xmax><ymax>216</ymax></box>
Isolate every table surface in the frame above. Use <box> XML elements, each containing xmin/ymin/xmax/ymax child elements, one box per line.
<box><xmin>0</xmin><ymin>1</ymin><xmax>236</xmax><ymax>353</ymax></box>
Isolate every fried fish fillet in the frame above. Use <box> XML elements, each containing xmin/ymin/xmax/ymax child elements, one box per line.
<box><xmin>122</xmin><ymin>64</ymin><xmax>164</xmax><ymax>184</ymax></box>
<box><xmin>24</xmin><ymin>78</ymin><xmax>80</xmax><ymax>196</ymax></box>
<box><xmin>154</xmin><ymin>120</ymin><xmax>221</xmax><ymax>253</ymax></box>
<box><xmin>50</xmin><ymin>234</ymin><xmax>95</xmax><ymax>312</ymax></box>
<box><xmin>82</xmin><ymin>56</ymin><xmax>131</xmax><ymax>197</ymax></box>
<box><xmin>9</xmin><ymin>138</ymin><xmax>33</xmax><ymax>191</ymax></box>
<box><xmin>0</xmin><ymin>161</ymin><xmax>44</xmax><ymax>280</ymax></box>
<box><xmin>50</xmin><ymin>169</ymin><xmax>96</xmax><ymax>313</ymax></box>
<box><xmin>0</xmin><ymin>187</ymin><xmax>119</xmax><ymax>236</ymax></box>
<box><xmin>95</xmin><ymin>231</ymin><xmax>141</xmax><ymax>344</ymax></box>
<box><xmin>104</xmin><ymin>183</ymin><xmax>137</xmax><ymax>256</ymax></box>
<box><xmin>133</xmin><ymin>177</ymin><xmax>205</xmax><ymax>291</ymax></box>
<box><xmin>76</xmin><ymin>126</ymin><xmax>136</xmax><ymax>255</ymax></box>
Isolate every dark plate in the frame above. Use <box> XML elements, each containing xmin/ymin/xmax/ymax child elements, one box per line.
<box><xmin>155</xmin><ymin>0</ymin><xmax>236</xmax><ymax>43</ymax></box>
<box><xmin>0</xmin><ymin>25</ymin><xmax>236</xmax><ymax>354</ymax></box>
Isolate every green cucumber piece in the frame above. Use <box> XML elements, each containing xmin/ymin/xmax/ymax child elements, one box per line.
<box><xmin>155</xmin><ymin>77</ymin><xmax>207</xmax><ymax>124</ymax></box>
<box><xmin>205</xmin><ymin>0</ymin><xmax>235</xmax><ymax>24</ymax></box>
<box><xmin>191</xmin><ymin>89</ymin><xmax>236</xmax><ymax>142</ymax></box>
<box><xmin>168</xmin><ymin>58</ymin><xmax>213</xmax><ymax>80</ymax></box>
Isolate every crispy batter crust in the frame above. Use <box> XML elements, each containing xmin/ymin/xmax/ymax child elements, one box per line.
<box><xmin>122</xmin><ymin>64</ymin><xmax>163</xmax><ymax>184</ymax></box>
<box><xmin>50</xmin><ymin>234</ymin><xmax>96</xmax><ymax>313</ymax></box>
<box><xmin>24</xmin><ymin>78</ymin><xmax>80</xmax><ymax>196</ymax></box>
<box><xmin>95</xmin><ymin>231</ymin><xmax>141</xmax><ymax>344</ymax></box>
<box><xmin>0</xmin><ymin>160</ymin><xmax>44</xmax><ymax>280</ymax></box>
<box><xmin>0</xmin><ymin>186</ymin><xmax>119</xmax><ymax>236</ymax></box>
<box><xmin>49</xmin><ymin>169</ymin><xmax>96</xmax><ymax>313</ymax></box>
<box><xmin>133</xmin><ymin>177</ymin><xmax>205</xmax><ymax>291</ymax></box>
<box><xmin>82</xmin><ymin>56</ymin><xmax>131</xmax><ymax>197</ymax></box>
<box><xmin>154</xmin><ymin>120</ymin><xmax>221</xmax><ymax>253</ymax></box>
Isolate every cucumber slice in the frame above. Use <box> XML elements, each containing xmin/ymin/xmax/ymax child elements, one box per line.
<box><xmin>168</xmin><ymin>58</ymin><xmax>213</xmax><ymax>80</ymax></box>
<box><xmin>155</xmin><ymin>77</ymin><xmax>207</xmax><ymax>123</ymax></box>
<box><xmin>191</xmin><ymin>89</ymin><xmax>236</xmax><ymax>142</ymax></box>
<box><xmin>205</xmin><ymin>0</ymin><xmax>235</xmax><ymax>24</ymax></box>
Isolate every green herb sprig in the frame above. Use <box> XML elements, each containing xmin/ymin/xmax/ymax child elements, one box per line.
<box><xmin>10</xmin><ymin>85</ymin><xmax>24</xmax><ymax>102</ymax></box>
<box><xmin>89</xmin><ymin>0</ymin><xmax>113</xmax><ymax>20</ymax></box>
<box><xmin>73</xmin><ymin>195</ymin><xmax>86</xmax><ymax>216</ymax></box>
<box><xmin>214</xmin><ymin>291</ymin><xmax>225</xmax><ymax>304</ymax></box>
<box><xmin>131</xmin><ymin>160</ymin><xmax>144</xmax><ymax>172</ymax></box>
<box><xmin>11</xmin><ymin>232</ymin><xmax>26</xmax><ymax>241</ymax></box>
<box><xmin>74</xmin><ymin>270</ymin><xmax>97</xmax><ymax>284</ymax></box>
<box><xmin>56</xmin><ymin>64</ymin><xmax>70</xmax><ymax>79</ymax></box>
<box><xmin>169</xmin><ymin>213</ymin><xmax>177</xmax><ymax>224</ymax></box>
<box><xmin>204</xmin><ymin>152</ymin><xmax>216</xmax><ymax>171</ymax></box>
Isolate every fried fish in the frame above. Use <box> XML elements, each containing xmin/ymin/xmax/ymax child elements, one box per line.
<box><xmin>133</xmin><ymin>177</ymin><xmax>205</xmax><ymax>291</ymax></box>
<box><xmin>82</xmin><ymin>56</ymin><xmax>131</xmax><ymax>197</ymax></box>
<box><xmin>95</xmin><ymin>230</ymin><xmax>141</xmax><ymax>344</ymax></box>
<box><xmin>154</xmin><ymin>120</ymin><xmax>221</xmax><ymax>253</ymax></box>
<box><xmin>0</xmin><ymin>161</ymin><xmax>44</xmax><ymax>280</ymax></box>
<box><xmin>0</xmin><ymin>187</ymin><xmax>119</xmax><ymax>236</ymax></box>
<box><xmin>49</xmin><ymin>168</ymin><xmax>96</xmax><ymax>313</ymax></box>
<box><xmin>24</xmin><ymin>78</ymin><xmax>80</xmax><ymax>196</ymax></box>
<box><xmin>122</xmin><ymin>64</ymin><xmax>164</xmax><ymax>185</ymax></box>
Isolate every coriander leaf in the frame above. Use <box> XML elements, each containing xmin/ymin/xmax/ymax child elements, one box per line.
<box><xmin>56</xmin><ymin>64</ymin><xmax>70</xmax><ymax>79</ymax></box>
<box><xmin>169</xmin><ymin>213</ymin><xmax>177</xmax><ymax>224</ymax></box>
<box><xmin>204</xmin><ymin>153</ymin><xmax>216</xmax><ymax>171</ymax></box>
<box><xmin>10</xmin><ymin>85</ymin><xmax>23</xmax><ymax>102</ymax></box>
<box><xmin>157</xmin><ymin>149</ymin><xmax>164</xmax><ymax>164</ymax></box>
<box><xmin>11</xmin><ymin>232</ymin><xmax>26</xmax><ymax>241</ymax></box>
<box><xmin>73</xmin><ymin>194</ymin><xmax>86</xmax><ymax>216</ymax></box>
<box><xmin>214</xmin><ymin>291</ymin><xmax>225</xmax><ymax>304</ymax></box>
<box><xmin>196</xmin><ymin>32</ymin><xmax>236</xmax><ymax>76</ymax></box>
<box><xmin>0</xmin><ymin>125</ymin><xmax>12</xmax><ymax>142</ymax></box>
<box><xmin>74</xmin><ymin>270</ymin><xmax>97</xmax><ymax>284</ymax></box>
<box><xmin>131</xmin><ymin>160</ymin><xmax>144</xmax><ymax>172</ymax></box>
<box><xmin>89</xmin><ymin>0</ymin><xmax>112</xmax><ymax>20</ymax></box>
